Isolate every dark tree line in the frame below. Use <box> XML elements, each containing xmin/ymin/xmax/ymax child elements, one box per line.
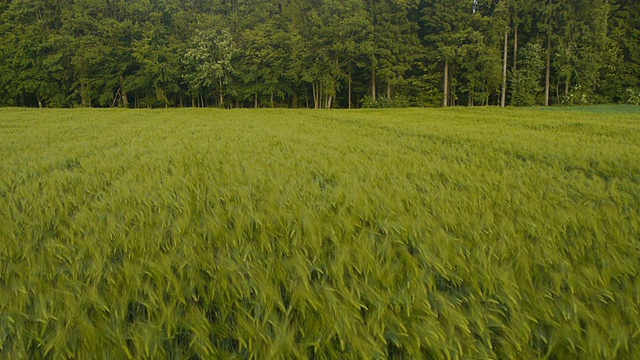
<box><xmin>0</xmin><ymin>0</ymin><xmax>638</xmax><ymax>108</ymax></box>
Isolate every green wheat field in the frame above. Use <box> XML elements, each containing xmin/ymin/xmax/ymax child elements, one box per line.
<box><xmin>1</xmin><ymin>107</ymin><xmax>639</xmax><ymax>359</ymax></box>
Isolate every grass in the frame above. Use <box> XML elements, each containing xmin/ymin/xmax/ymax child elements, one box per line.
<box><xmin>1</xmin><ymin>107</ymin><xmax>639</xmax><ymax>359</ymax></box>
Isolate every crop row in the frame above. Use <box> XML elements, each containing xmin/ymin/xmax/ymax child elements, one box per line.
<box><xmin>1</xmin><ymin>108</ymin><xmax>639</xmax><ymax>358</ymax></box>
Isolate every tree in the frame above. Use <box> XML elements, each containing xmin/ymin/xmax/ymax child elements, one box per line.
<box><xmin>0</xmin><ymin>0</ymin><xmax>69</xmax><ymax>107</ymax></box>
<box><xmin>510</xmin><ymin>42</ymin><xmax>544</xmax><ymax>106</ymax></box>
<box><xmin>112</xmin><ymin>1</ymin><xmax>180</xmax><ymax>108</ymax></box>
<box><xmin>615</xmin><ymin>0</ymin><xmax>640</xmax><ymax>99</ymax></box>
<box><xmin>494</xmin><ymin>0</ymin><xmax>510</xmax><ymax>107</ymax></box>
<box><xmin>422</xmin><ymin>0</ymin><xmax>475</xmax><ymax>107</ymax></box>
<box><xmin>368</xmin><ymin>0</ymin><xmax>420</xmax><ymax>102</ymax></box>
<box><xmin>0</xmin><ymin>0</ymin><xmax>638</xmax><ymax>108</ymax></box>
<box><xmin>422</xmin><ymin>0</ymin><xmax>502</xmax><ymax>107</ymax></box>
<box><xmin>183</xmin><ymin>28</ymin><xmax>234</xmax><ymax>107</ymax></box>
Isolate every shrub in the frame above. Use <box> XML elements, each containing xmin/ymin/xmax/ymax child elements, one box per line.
<box><xmin>360</xmin><ymin>95</ymin><xmax>411</xmax><ymax>108</ymax></box>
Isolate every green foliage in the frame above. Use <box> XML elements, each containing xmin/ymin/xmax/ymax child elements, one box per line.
<box><xmin>626</xmin><ymin>88</ymin><xmax>640</xmax><ymax>105</ymax></box>
<box><xmin>0</xmin><ymin>0</ymin><xmax>639</xmax><ymax>107</ymax></box>
<box><xmin>360</xmin><ymin>95</ymin><xmax>412</xmax><ymax>108</ymax></box>
<box><xmin>183</xmin><ymin>29</ymin><xmax>234</xmax><ymax>103</ymax></box>
<box><xmin>1</xmin><ymin>108</ymin><xmax>639</xmax><ymax>358</ymax></box>
<box><xmin>510</xmin><ymin>43</ymin><xmax>544</xmax><ymax>107</ymax></box>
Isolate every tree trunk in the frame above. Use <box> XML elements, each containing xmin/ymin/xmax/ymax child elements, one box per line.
<box><xmin>513</xmin><ymin>22</ymin><xmax>518</xmax><ymax>71</ymax></box>
<box><xmin>80</xmin><ymin>82</ymin><xmax>88</xmax><ymax>107</ymax></box>
<box><xmin>348</xmin><ymin>69</ymin><xmax>352</xmax><ymax>109</ymax></box>
<box><xmin>219</xmin><ymin>79</ymin><xmax>224</xmax><ymax>107</ymax></box>
<box><xmin>371</xmin><ymin>56</ymin><xmax>376</xmax><ymax>102</ymax></box>
<box><xmin>119</xmin><ymin>74</ymin><xmax>128</xmax><ymax>108</ymax></box>
<box><xmin>545</xmin><ymin>0</ymin><xmax>552</xmax><ymax>107</ymax></box>
<box><xmin>512</xmin><ymin>22</ymin><xmax>519</xmax><ymax>103</ymax></box>
<box><xmin>387</xmin><ymin>81</ymin><xmax>391</xmax><ymax>99</ymax></box>
<box><xmin>255</xmin><ymin>93</ymin><xmax>258</xmax><ymax>108</ymax></box>
<box><xmin>292</xmin><ymin>83</ymin><xmax>298</xmax><ymax>109</ymax></box>
<box><xmin>270</xmin><ymin>92</ymin><xmax>274</xmax><ymax>108</ymax></box>
<box><xmin>545</xmin><ymin>32</ymin><xmax>551</xmax><ymax>106</ymax></box>
<box><xmin>111</xmin><ymin>89</ymin><xmax>119</xmax><ymax>107</ymax></box>
<box><xmin>452</xmin><ymin>83</ymin><xmax>457</xmax><ymax>105</ymax></box>
<box><xmin>312</xmin><ymin>82</ymin><xmax>317</xmax><ymax>109</ymax></box>
<box><xmin>443</xmin><ymin>60</ymin><xmax>449</xmax><ymax>107</ymax></box>
<box><xmin>501</xmin><ymin>29</ymin><xmax>508</xmax><ymax>108</ymax></box>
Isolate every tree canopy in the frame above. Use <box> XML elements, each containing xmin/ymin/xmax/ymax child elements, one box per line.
<box><xmin>0</xmin><ymin>0</ymin><xmax>638</xmax><ymax>108</ymax></box>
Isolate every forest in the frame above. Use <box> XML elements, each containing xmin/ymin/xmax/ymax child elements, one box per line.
<box><xmin>0</xmin><ymin>0</ymin><xmax>638</xmax><ymax>109</ymax></box>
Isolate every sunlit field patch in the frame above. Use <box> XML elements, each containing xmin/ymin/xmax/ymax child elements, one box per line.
<box><xmin>1</xmin><ymin>107</ymin><xmax>639</xmax><ymax>358</ymax></box>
